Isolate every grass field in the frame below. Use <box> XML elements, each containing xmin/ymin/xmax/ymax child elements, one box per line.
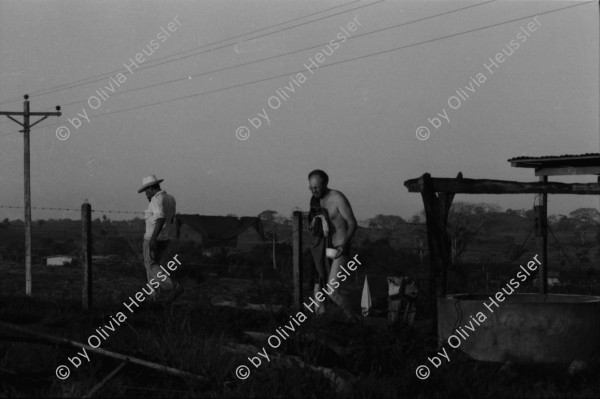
<box><xmin>2</xmin><ymin>253</ymin><xmax>600</xmax><ymax>398</ymax></box>
<box><xmin>1</xmin><ymin>212</ymin><xmax>600</xmax><ymax>397</ymax></box>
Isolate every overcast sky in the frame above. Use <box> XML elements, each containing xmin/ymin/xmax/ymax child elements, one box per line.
<box><xmin>0</xmin><ymin>0</ymin><xmax>598</xmax><ymax>221</ymax></box>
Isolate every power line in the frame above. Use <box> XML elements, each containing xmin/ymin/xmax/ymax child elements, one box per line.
<box><xmin>56</xmin><ymin>0</ymin><xmax>498</xmax><ymax>109</ymax></box>
<box><xmin>1</xmin><ymin>1</ymin><xmax>593</xmax><ymax>139</ymax></box>
<box><xmin>27</xmin><ymin>0</ymin><xmax>593</xmax><ymax>131</ymax></box>
<box><xmin>0</xmin><ymin>0</ymin><xmax>383</xmax><ymax>134</ymax></box>
<box><xmin>0</xmin><ymin>0</ymin><xmax>376</xmax><ymax>105</ymax></box>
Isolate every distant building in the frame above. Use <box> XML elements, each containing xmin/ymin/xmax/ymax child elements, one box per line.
<box><xmin>45</xmin><ymin>255</ymin><xmax>74</xmax><ymax>267</ymax></box>
<box><xmin>178</xmin><ymin>223</ymin><xmax>204</xmax><ymax>243</ymax></box>
<box><xmin>176</xmin><ymin>215</ymin><xmax>265</xmax><ymax>251</ymax></box>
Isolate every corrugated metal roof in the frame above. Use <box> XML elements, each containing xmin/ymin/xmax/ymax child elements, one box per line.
<box><xmin>508</xmin><ymin>153</ymin><xmax>600</xmax><ymax>169</ymax></box>
<box><xmin>508</xmin><ymin>153</ymin><xmax>600</xmax><ymax>162</ymax></box>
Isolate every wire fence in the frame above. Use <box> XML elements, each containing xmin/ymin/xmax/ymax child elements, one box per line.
<box><xmin>0</xmin><ymin>204</ymin><xmax>143</xmax><ymax>215</ymax></box>
<box><xmin>0</xmin><ymin>214</ymin><xmax>597</xmax><ymax>311</ymax></box>
<box><xmin>1</xmin><ymin>202</ymin><xmax>597</xmax><ymax>277</ymax></box>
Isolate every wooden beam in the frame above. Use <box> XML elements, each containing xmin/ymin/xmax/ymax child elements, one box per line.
<box><xmin>404</xmin><ymin>175</ymin><xmax>600</xmax><ymax>194</ymax></box>
<box><xmin>535</xmin><ymin>166</ymin><xmax>600</xmax><ymax>176</ymax></box>
<box><xmin>0</xmin><ymin>321</ymin><xmax>207</xmax><ymax>382</ymax></box>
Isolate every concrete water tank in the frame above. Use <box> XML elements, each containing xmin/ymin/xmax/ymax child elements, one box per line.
<box><xmin>437</xmin><ymin>293</ymin><xmax>600</xmax><ymax>363</ymax></box>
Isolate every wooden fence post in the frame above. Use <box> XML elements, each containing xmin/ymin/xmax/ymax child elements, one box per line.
<box><xmin>292</xmin><ymin>211</ymin><xmax>303</xmax><ymax>311</ymax></box>
<box><xmin>81</xmin><ymin>201</ymin><xmax>92</xmax><ymax>310</ymax></box>
<box><xmin>272</xmin><ymin>234</ymin><xmax>277</xmax><ymax>270</ymax></box>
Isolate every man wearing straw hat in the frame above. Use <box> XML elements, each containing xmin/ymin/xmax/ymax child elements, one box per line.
<box><xmin>138</xmin><ymin>175</ymin><xmax>183</xmax><ymax>302</ymax></box>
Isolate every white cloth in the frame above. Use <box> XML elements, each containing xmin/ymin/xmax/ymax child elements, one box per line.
<box><xmin>387</xmin><ymin>276</ymin><xmax>404</xmax><ymax>297</ymax></box>
<box><xmin>315</xmin><ymin>214</ymin><xmax>329</xmax><ymax>237</ymax></box>
<box><xmin>361</xmin><ymin>275</ymin><xmax>372</xmax><ymax>317</ymax></box>
<box><xmin>144</xmin><ymin>190</ymin><xmax>177</xmax><ymax>240</ymax></box>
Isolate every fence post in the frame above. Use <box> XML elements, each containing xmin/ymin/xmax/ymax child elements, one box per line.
<box><xmin>272</xmin><ymin>235</ymin><xmax>277</xmax><ymax>270</ymax></box>
<box><xmin>81</xmin><ymin>201</ymin><xmax>92</xmax><ymax>310</ymax></box>
<box><xmin>292</xmin><ymin>211</ymin><xmax>303</xmax><ymax>311</ymax></box>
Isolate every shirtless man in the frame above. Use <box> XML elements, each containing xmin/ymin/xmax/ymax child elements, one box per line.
<box><xmin>308</xmin><ymin>169</ymin><xmax>361</xmax><ymax>321</ymax></box>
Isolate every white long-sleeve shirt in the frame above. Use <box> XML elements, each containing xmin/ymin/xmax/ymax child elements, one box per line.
<box><xmin>144</xmin><ymin>190</ymin><xmax>176</xmax><ymax>240</ymax></box>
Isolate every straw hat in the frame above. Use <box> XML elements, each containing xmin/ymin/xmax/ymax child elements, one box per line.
<box><xmin>137</xmin><ymin>175</ymin><xmax>164</xmax><ymax>193</ymax></box>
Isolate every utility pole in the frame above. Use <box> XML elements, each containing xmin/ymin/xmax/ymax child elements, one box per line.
<box><xmin>0</xmin><ymin>95</ymin><xmax>61</xmax><ymax>295</ymax></box>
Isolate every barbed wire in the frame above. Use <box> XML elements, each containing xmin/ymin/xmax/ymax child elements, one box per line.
<box><xmin>0</xmin><ymin>205</ymin><xmax>143</xmax><ymax>215</ymax></box>
<box><xmin>93</xmin><ymin>209</ymin><xmax>144</xmax><ymax>215</ymax></box>
<box><xmin>0</xmin><ymin>205</ymin><xmax>80</xmax><ymax>212</ymax></box>
<box><xmin>0</xmin><ymin>205</ymin><xmax>596</xmax><ymax>235</ymax></box>
<box><xmin>0</xmin><ymin>204</ymin><xmax>430</xmax><ymax>228</ymax></box>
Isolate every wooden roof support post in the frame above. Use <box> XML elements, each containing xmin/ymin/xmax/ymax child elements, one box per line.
<box><xmin>420</xmin><ymin>173</ymin><xmax>459</xmax><ymax>336</ymax></box>
<box><xmin>437</xmin><ymin>173</ymin><xmax>460</xmax><ymax>297</ymax></box>
<box><xmin>420</xmin><ymin>173</ymin><xmax>441</xmax><ymax>336</ymax></box>
<box><xmin>537</xmin><ymin>176</ymin><xmax>549</xmax><ymax>294</ymax></box>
